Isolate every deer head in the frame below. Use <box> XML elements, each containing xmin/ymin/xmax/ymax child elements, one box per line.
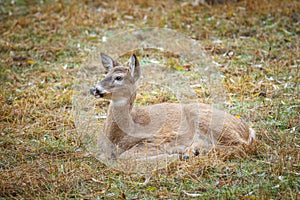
<box><xmin>90</xmin><ymin>53</ymin><xmax>141</xmax><ymax>106</ymax></box>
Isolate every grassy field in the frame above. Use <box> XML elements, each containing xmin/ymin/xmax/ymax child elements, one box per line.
<box><xmin>0</xmin><ymin>0</ymin><xmax>299</xmax><ymax>199</ymax></box>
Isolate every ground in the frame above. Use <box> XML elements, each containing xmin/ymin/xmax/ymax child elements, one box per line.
<box><xmin>0</xmin><ymin>0</ymin><xmax>299</xmax><ymax>199</ymax></box>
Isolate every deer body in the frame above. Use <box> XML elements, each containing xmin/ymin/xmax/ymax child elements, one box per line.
<box><xmin>90</xmin><ymin>53</ymin><xmax>255</xmax><ymax>160</ymax></box>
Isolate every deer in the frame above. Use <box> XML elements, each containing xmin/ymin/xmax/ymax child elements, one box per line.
<box><xmin>90</xmin><ymin>53</ymin><xmax>256</xmax><ymax>162</ymax></box>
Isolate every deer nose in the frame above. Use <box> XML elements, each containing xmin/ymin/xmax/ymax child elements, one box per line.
<box><xmin>90</xmin><ymin>86</ymin><xmax>105</xmax><ymax>97</ymax></box>
<box><xmin>90</xmin><ymin>87</ymin><xmax>97</xmax><ymax>95</ymax></box>
<box><xmin>90</xmin><ymin>87</ymin><xmax>102</xmax><ymax>96</ymax></box>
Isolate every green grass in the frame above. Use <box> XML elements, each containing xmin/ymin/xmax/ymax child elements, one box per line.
<box><xmin>0</xmin><ymin>0</ymin><xmax>299</xmax><ymax>199</ymax></box>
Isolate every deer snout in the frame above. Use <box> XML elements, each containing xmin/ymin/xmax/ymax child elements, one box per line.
<box><xmin>90</xmin><ymin>86</ymin><xmax>103</xmax><ymax>98</ymax></box>
<box><xmin>90</xmin><ymin>87</ymin><xmax>96</xmax><ymax>95</ymax></box>
<box><xmin>90</xmin><ymin>85</ymin><xmax>110</xmax><ymax>98</ymax></box>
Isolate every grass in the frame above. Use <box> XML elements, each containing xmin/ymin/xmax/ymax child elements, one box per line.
<box><xmin>0</xmin><ymin>0</ymin><xmax>299</xmax><ymax>199</ymax></box>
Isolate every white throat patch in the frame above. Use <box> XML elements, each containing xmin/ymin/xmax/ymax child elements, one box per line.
<box><xmin>112</xmin><ymin>98</ymin><xmax>128</xmax><ymax>106</ymax></box>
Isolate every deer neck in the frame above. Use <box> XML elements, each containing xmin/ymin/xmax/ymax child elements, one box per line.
<box><xmin>109</xmin><ymin>92</ymin><xmax>136</xmax><ymax>123</ymax></box>
<box><xmin>104</xmin><ymin>93</ymin><xmax>138</xmax><ymax>150</ymax></box>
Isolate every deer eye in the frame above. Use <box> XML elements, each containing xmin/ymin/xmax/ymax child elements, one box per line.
<box><xmin>115</xmin><ymin>76</ymin><xmax>123</xmax><ymax>81</ymax></box>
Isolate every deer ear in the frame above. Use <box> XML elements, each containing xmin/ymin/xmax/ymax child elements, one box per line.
<box><xmin>100</xmin><ymin>53</ymin><xmax>114</xmax><ymax>71</ymax></box>
<box><xmin>129</xmin><ymin>54</ymin><xmax>141</xmax><ymax>81</ymax></box>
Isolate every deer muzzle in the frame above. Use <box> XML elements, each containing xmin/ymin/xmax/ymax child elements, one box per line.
<box><xmin>90</xmin><ymin>85</ymin><xmax>111</xmax><ymax>98</ymax></box>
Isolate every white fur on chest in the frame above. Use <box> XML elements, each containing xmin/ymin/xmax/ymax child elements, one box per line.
<box><xmin>112</xmin><ymin>98</ymin><xmax>128</xmax><ymax>107</ymax></box>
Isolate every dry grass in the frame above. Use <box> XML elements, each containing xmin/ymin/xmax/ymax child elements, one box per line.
<box><xmin>0</xmin><ymin>0</ymin><xmax>299</xmax><ymax>199</ymax></box>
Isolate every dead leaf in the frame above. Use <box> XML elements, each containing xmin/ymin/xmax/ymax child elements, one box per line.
<box><xmin>27</xmin><ymin>59</ymin><xmax>36</xmax><ymax>64</ymax></box>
